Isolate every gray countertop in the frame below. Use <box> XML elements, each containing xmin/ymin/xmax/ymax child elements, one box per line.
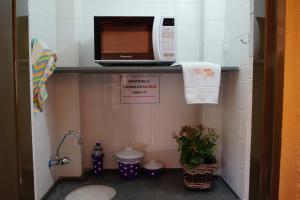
<box><xmin>43</xmin><ymin>170</ymin><xmax>239</xmax><ymax>200</ymax></box>
<box><xmin>54</xmin><ymin>65</ymin><xmax>239</xmax><ymax>74</ymax></box>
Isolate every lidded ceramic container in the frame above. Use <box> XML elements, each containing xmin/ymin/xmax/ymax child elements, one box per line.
<box><xmin>143</xmin><ymin>160</ymin><xmax>164</xmax><ymax>177</ymax></box>
<box><xmin>115</xmin><ymin>147</ymin><xmax>144</xmax><ymax>179</ymax></box>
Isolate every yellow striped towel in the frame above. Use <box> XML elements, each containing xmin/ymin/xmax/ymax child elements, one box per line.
<box><xmin>32</xmin><ymin>38</ymin><xmax>56</xmax><ymax>113</ymax></box>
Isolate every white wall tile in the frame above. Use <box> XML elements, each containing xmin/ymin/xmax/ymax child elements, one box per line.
<box><xmin>226</xmin><ymin>3</ymin><xmax>250</xmax><ymax>42</ymax></box>
<box><xmin>220</xmin><ymin>0</ymin><xmax>252</xmax><ymax>198</ymax></box>
<box><xmin>29</xmin><ymin>0</ymin><xmax>58</xmax><ymax>198</ymax></box>
<box><xmin>228</xmin><ymin>163</ymin><xmax>240</xmax><ymax>192</ymax></box>
<box><xmin>204</xmin><ymin>0</ymin><xmax>225</xmax><ymax>65</ymax></box>
<box><xmin>249</xmin><ymin>14</ymin><xmax>254</xmax><ymax>57</ymax></box>
<box><xmin>207</xmin><ymin>0</ymin><xmax>225</xmax><ymax>21</ymax></box>
<box><xmin>177</xmin><ymin>26</ymin><xmax>200</xmax><ymax>49</ymax></box>
<box><xmin>174</xmin><ymin>3</ymin><xmax>199</xmax><ymax>27</ymax></box>
<box><xmin>29</xmin><ymin>2</ymin><xmax>56</xmax><ymax>50</ymax></box>
<box><xmin>56</xmin><ymin>20</ymin><xmax>77</xmax><ymax>45</ymax></box>
<box><xmin>130</xmin><ymin>105</ymin><xmax>152</xmax><ymax>125</ymax></box>
<box><xmin>238</xmin><ymin>170</ymin><xmax>246</xmax><ymax>198</ymax></box>
<box><xmin>76</xmin><ymin>73</ymin><xmax>201</xmax><ymax>169</ymax></box>
<box><xmin>177</xmin><ymin>48</ymin><xmax>200</xmax><ymax>61</ymax></box>
<box><xmin>205</xmin><ymin>46</ymin><xmax>224</xmax><ymax>64</ymax></box>
<box><xmin>131</xmin><ymin>2</ymin><xmax>154</xmax><ymax>16</ymax></box>
<box><xmin>106</xmin><ymin>2</ymin><xmax>131</xmax><ymax>16</ymax></box>
<box><xmin>207</xmin><ymin>21</ymin><xmax>225</xmax><ymax>46</ymax></box>
<box><xmin>152</xmin><ymin>2</ymin><xmax>175</xmax><ymax>16</ymax></box>
<box><xmin>35</xmin><ymin>166</ymin><xmax>55</xmax><ymax>199</ymax></box>
<box><xmin>56</xmin><ymin>45</ymin><xmax>79</xmax><ymax>67</ymax></box>
<box><xmin>240</xmin><ymin>111</ymin><xmax>248</xmax><ymax>141</ymax></box>
<box><xmin>244</xmin><ymin>160</ymin><xmax>250</xmax><ymax>199</ymax></box>
<box><xmin>56</xmin><ymin>0</ymin><xmax>75</xmax><ymax>20</ymax></box>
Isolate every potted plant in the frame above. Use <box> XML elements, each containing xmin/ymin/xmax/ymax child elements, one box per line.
<box><xmin>173</xmin><ymin>125</ymin><xmax>219</xmax><ymax>189</ymax></box>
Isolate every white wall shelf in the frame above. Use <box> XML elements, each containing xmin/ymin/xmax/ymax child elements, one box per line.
<box><xmin>54</xmin><ymin>65</ymin><xmax>239</xmax><ymax>74</ymax></box>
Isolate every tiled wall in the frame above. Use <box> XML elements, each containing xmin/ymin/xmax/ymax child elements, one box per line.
<box><xmin>41</xmin><ymin>73</ymin><xmax>202</xmax><ymax>170</ymax></box>
<box><xmin>40</xmin><ymin>73</ymin><xmax>202</xmax><ymax>170</ymax></box>
<box><xmin>28</xmin><ymin>0</ymin><xmax>254</xmax><ymax>198</ymax></box>
<box><xmin>29</xmin><ymin>1</ymin><xmax>84</xmax><ymax>198</ymax></box>
<box><xmin>201</xmin><ymin>0</ymin><xmax>226</xmax><ymax>175</ymax></box>
<box><xmin>201</xmin><ymin>0</ymin><xmax>253</xmax><ymax>199</ymax></box>
<box><xmin>52</xmin><ymin>0</ymin><xmax>206</xmax><ymax>168</ymax></box>
<box><xmin>221</xmin><ymin>0</ymin><xmax>252</xmax><ymax>199</ymax></box>
<box><xmin>74</xmin><ymin>0</ymin><xmax>205</xmax><ymax>168</ymax></box>
<box><xmin>29</xmin><ymin>1</ymin><xmax>206</xmax><ymax>197</ymax></box>
<box><xmin>29</xmin><ymin>0</ymin><xmax>56</xmax><ymax>51</ymax></box>
<box><xmin>56</xmin><ymin>0</ymin><xmax>82</xmax><ymax>67</ymax></box>
<box><xmin>55</xmin><ymin>0</ymin><xmax>204</xmax><ymax>67</ymax></box>
<box><xmin>79</xmin><ymin>73</ymin><xmax>202</xmax><ymax>169</ymax></box>
<box><xmin>204</xmin><ymin>0</ymin><xmax>225</xmax><ymax>65</ymax></box>
<box><xmin>51</xmin><ymin>75</ymin><xmax>83</xmax><ymax>178</ymax></box>
<box><xmin>43</xmin><ymin>72</ymin><xmax>202</xmax><ymax>171</ymax></box>
<box><xmin>28</xmin><ymin>0</ymin><xmax>57</xmax><ymax>199</ymax></box>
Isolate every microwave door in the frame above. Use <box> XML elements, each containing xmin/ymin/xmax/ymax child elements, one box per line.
<box><xmin>152</xmin><ymin>17</ymin><xmax>161</xmax><ymax>61</ymax></box>
<box><xmin>94</xmin><ymin>16</ymin><xmax>176</xmax><ymax>65</ymax></box>
<box><xmin>96</xmin><ymin>17</ymin><xmax>155</xmax><ymax>62</ymax></box>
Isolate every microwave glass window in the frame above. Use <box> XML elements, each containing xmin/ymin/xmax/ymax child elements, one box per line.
<box><xmin>96</xmin><ymin>17</ymin><xmax>154</xmax><ymax>60</ymax></box>
<box><xmin>101</xmin><ymin>25</ymin><xmax>151</xmax><ymax>54</ymax></box>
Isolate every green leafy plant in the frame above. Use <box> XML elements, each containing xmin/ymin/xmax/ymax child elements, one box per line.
<box><xmin>173</xmin><ymin>125</ymin><xmax>219</xmax><ymax>169</ymax></box>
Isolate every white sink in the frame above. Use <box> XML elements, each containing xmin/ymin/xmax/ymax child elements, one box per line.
<box><xmin>65</xmin><ymin>185</ymin><xmax>116</xmax><ymax>200</ymax></box>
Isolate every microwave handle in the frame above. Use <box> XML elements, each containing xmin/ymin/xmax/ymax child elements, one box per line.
<box><xmin>152</xmin><ymin>17</ymin><xmax>161</xmax><ymax>61</ymax></box>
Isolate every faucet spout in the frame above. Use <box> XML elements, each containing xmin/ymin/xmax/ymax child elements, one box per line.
<box><xmin>49</xmin><ymin>130</ymin><xmax>83</xmax><ymax>167</ymax></box>
<box><xmin>56</xmin><ymin>130</ymin><xmax>83</xmax><ymax>159</ymax></box>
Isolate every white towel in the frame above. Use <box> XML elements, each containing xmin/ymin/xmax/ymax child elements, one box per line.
<box><xmin>179</xmin><ymin>62</ymin><xmax>221</xmax><ymax>104</ymax></box>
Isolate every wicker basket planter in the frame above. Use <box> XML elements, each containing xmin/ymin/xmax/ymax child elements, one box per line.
<box><xmin>182</xmin><ymin>163</ymin><xmax>218</xmax><ymax>190</ymax></box>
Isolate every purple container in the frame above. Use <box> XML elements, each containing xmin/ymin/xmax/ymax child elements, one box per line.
<box><xmin>115</xmin><ymin>147</ymin><xmax>144</xmax><ymax>179</ymax></box>
<box><xmin>92</xmin><ymin>154</ymin><xmax>104</xmax><ymax>176</ymax></box>
<box><xmin>118</xmin><ymin>162</ymin><xmax>141</xmax><ymax>179</ymax></box>
<box><xmin>143</xmin><ymin>160</ymin><xmax>164</xmax><ymax>177</ymax></box>
<box><xmin>144</xmin><ymin>168</ymin><xmax>163</xmax><ymax>177</ymax></box>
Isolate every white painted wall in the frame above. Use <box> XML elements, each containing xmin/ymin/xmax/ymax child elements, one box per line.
<box><xmin>56</xmin><ymin>0</ymin><xmax>82</xmax><ymax>67</ymax></box>
<box><xmin>204</xmin><ymin>0</ymin><xmax>225</xmax><ymax>65</ymax></box>
<box><xmin>221</xmin><ymin>0</ymin><xmax>252</xmax><ymax>199</ymax></box>
<box><xmin>201</xmin><ymin>0</ymin><xmax>226</xmax><ymax>175</ymax></box>
<box><xmin>28</xmin><ymin>0</ymin><xmax>57</xmax><ymax>199</ymax></box>
<box><xmin>201</xmin><ymin>0</ymin><xmax>252</xmax><ymax>199</ymax></box>
<box><xmin>29</xmin><ymin>0</ymin><xmax>83</xmax><ymax>198</ymax></box>
<box><xmin>51</xmin><ymin>74</ymin><xmax>83</xmax><ymax>178</ymax></box>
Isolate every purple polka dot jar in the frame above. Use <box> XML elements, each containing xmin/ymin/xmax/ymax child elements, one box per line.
<box><xmin>143</xmin><ymin>160</ymin><xmax>164</xmax><ymax>177</ymax></box>
<box><xmin>115</xmin><ymin>147</ymin><xmax>144</xmax><ymax>180</ymax></box>
<box><xmin>92</xmin><ymin>154</ymin><xmax>104</xmax><ymax>176</ymax></box>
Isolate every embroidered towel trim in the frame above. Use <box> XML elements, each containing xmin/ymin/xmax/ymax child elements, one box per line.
<box><xmin>32</xmin><ymin>38</ymin><xmax>57</xmax><ymax>112</ymax></box>
<box><xmin>178</xmin><ymin>62</ymin><xmax>221</xmax><ymax>104</ymax></box>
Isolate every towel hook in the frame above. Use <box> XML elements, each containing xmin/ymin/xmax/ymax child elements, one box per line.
<box><xmin>240</xmin><ymin>35</ymin><xmax>250</xmax><ymax>44</ymax></box>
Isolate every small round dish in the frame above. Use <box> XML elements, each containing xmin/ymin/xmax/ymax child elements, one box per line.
<box><xmin>143</xmin><ymin>160</ymin><xmax>164</xmax><ymax>177</ymax></box>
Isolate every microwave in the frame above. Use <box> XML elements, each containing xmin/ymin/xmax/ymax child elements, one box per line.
<box><xmin>94</xmin><ymin>16</ymin><xmax>176</xmax><ymax>66</ymax></box>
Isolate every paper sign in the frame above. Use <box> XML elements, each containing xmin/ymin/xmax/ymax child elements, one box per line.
<box><xmin>120</xmin><ymin>75</ymin><xmax>160</xmax><ymax>104</ymax></box>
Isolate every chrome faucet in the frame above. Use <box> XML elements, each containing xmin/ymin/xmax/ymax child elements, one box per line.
<box><xmin>48</xmin><ymin>130</ymin><xmax>83</xmax><ymax>166</ymax></box>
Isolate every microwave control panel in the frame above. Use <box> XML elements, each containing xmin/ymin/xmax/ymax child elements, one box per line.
<box><xmin>160</xmin><ymin>18</ymin><xmax>176</xmax><ymax>60</ymax></box>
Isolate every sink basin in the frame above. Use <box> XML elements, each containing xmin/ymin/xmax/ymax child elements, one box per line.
<box><xmin>65</xmin><ymin>185</ymin><xmax>116</xmax><ymax>200</ymax></box>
